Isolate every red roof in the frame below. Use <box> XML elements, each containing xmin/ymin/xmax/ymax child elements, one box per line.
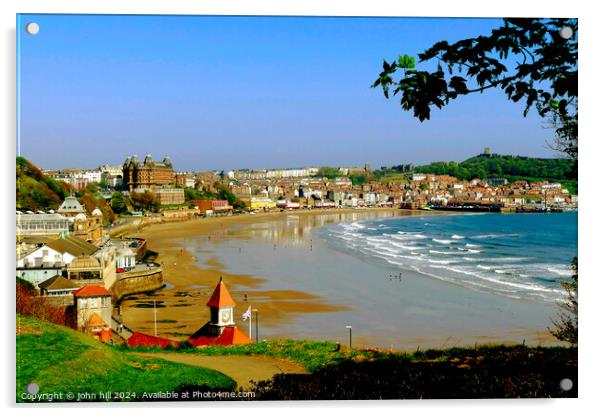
<box><xmin>72</xmin><ymin>285</ymin><xmax>112</xmax><ymax>298</ymax></box>
<box><xmin>188</xmin><ymin>326</ymin><xmax>253</xmax><ymax>347</ymax></box>
<box><xmin>127</xmin><ymin>332</ymin><xmax>180</xmax><ymax>349</ymax></box>
<box><xmin>206</xmin><ymin>278</ymin><xmax>236</xmax><ymax>308</ymax></box>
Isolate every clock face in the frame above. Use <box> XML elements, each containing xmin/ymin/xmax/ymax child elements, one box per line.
<box><xmin>221</xmin><ymin>310</ymin><xmax>231</xmax><ymax>323</ymax></box>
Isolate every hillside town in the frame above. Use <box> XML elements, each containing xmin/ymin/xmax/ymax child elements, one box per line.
<box><xmin>40</xmin><ymin>150</ymin><xmax>577</xmax><ymax>216</ymax></box>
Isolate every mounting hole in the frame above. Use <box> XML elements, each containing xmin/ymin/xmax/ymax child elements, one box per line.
<box><xmin>26</xmin><ymin>22</ymin><xmax>40</xmax><ymax>35</ymax></box>
<box><xmin>559</xmin><ymin>26</ymin><xmax>573</xmax><ymax>40</ymax></box>
<box><xmin>559</xmin><ymin>378</ymin><xmax>573</xmax><ymax>391</ymax></box>
<box><xmin>26</xmin><ymin>382</ymin><xmax>39</xmax><ymax>394</ymax></box>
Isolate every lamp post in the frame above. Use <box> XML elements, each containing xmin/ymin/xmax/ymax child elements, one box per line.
<box><xmin>153</xmin><ymin>300</ymin><xmax>157</xmax><ymax>337</ymax></box>
<box><xmin>345</xmin><ymin>325</ymin><xmax>353</xmax><ymax>350</ymax></box>
<box><xmin>253</xmin><ymin>309</ymin><xmax>259</xmax><ymax>343</ymax></box>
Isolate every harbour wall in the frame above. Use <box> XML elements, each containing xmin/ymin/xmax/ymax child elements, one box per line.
<box><xmin>111</xmin><ymin>267</ymin><xmax>164</xmax><ymax>302</ymax></box>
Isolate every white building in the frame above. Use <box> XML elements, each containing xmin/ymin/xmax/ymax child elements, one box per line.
<box><xmin>16</xmin><ymin>213</ymin><xmax>70</xmax><ymax>240</ymax></box>
<box><xmin>16</xmin><ymin>236</ymin><xmax>99</xmax><ymax>285</ymax></box>
<box><xmin>16</xmin><ymin>235</ymin><xmax>116</xmax><ymax>288</ymax></box>
<box><xmin>115</xmin><ymin>247</ymin><xmax>137</xmax><ymax>270</ymax></box>
<box><xmin>72</xmin><ymin>285</ymin><xmax>112</xmax><ymax>333</ymax></box>
<box><xmin>541</xmin><ymin>183</ymin><xmax>562</xmax><ymax>190</ymax></box>
<box><xmin>98</xmin><ymin>164</ymin><xmax>123</xmax><ymax>177</ymax></box>
<box><xmin>17</xmin><ymin>245</ymin><xmax>69</xmax><ymax>286</ymax></box>
<box><xmin>334</xmin><ymin>177</ymin><xmax>352</xmax><ymax>186</ymax></box>
<box><xmin>364</xmin><ymin>193</ymin><xmax>377</xmax><ymax>206</ymax></box>
<box><xmin>80</xmin><ymin>171</ymin><xmax>102</xmax><ymax>184</ymax></box>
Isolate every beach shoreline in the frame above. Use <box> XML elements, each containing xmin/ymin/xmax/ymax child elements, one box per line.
<box><xmin>118</xmin><ymin>208</ymin><xmax>561</xmax><ymax>349</ymax></box>
<box><xmin>118</xmin><ymin>208</ymin><xmax>408</xmax><ymax>338</ymax></box>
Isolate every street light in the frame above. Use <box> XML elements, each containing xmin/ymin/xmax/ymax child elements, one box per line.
<box><xmin>153</xmin><ymin>300</ymin><xmax>157</xmax><ymax>336</ymax></box>
<box><xmin>345</xmin><ymin>325</ymin><xmax>353</xmax><ymax>350</ymax></box>
<box><xmin>253</xmin><ymin>309</ymin><xmax>259</xmax><ymax>343</ymax></box>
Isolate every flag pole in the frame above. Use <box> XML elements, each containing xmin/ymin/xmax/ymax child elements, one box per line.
<box><xmin>249</xmin><ymin>305</ymin><xmax>252</xmax><ymax>339</ymax></box>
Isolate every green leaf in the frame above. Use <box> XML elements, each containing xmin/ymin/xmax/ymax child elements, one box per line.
<box><xmin>397</xmin><ymin>54</ymin><xmax>416</xmax><ymax>69</ymax></box>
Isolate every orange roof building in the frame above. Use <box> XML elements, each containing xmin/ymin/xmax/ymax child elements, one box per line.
<box><xmin>188</xmin><ymin>326</ymin><xmax>252</xmax><ymax>347</ymax></box>
<box><xmin>72</xmin><ymin>284</ymin><xmax>112</xmax><ymax>335</ymax></box>
<box><xmin>187</xmin><ymin>277</ymin><xmax>252</xmax><ymax>347</ymax></box>
<box><xmin>206</xmin><ymin>277</ymin><xmax>236</xmax><ymax>308</ymax></box>
<box><xmin>72</xmin><ymin>285</ymin><xmax>112</xmax><ymax>298</ymax></box>
<box><xmin>81</xmin><ymin>312</ymin><xmax>112</xmax><ymax>343</ymax></box>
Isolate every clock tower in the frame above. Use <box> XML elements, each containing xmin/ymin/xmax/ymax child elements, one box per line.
<box><xmin>206</xmin><ymin>276</ymin><xmax>236</xmax><ymax>336</ymax></box>
<box><xmin>187</xmin><ymin>276</ymin><xmax>253</xmax><ymax>346</ymax></box>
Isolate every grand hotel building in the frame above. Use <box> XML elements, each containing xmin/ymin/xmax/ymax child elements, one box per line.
<box><xmin>122</xmin><ymin>154</ymin><xmax>175</xmax><ymax>192</ymax></box>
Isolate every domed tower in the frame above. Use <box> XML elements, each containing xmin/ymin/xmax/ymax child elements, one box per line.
<box><xmin>91</xmin><ymin>208</ymin><xmax>103</xmax><ymax>226</ymax></box>
<box><xmin>73</xmin><ymin>213</ymin><xmax>88</xmax><ymax>231</ymax></box>
<box><xmin>58</xmin><ymin>196</ymin><xmax>86</xmax><ymax>217</ymax></box>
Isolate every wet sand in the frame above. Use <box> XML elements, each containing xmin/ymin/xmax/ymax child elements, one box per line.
<box><xmin>119</xmin><ymin>209</ymin><xmax>404</xmax><ymax>339</ymax></box>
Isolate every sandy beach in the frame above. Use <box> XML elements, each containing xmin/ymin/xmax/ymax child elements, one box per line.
<box><xmin>119</xmin><ymin>209</ymin><xmax>406</xmax><ymax>339</ymax></box>
<box><xmin>118</xmin><ymin>208</ymin><xmax>560</xmax><ymax>349</ymax></box>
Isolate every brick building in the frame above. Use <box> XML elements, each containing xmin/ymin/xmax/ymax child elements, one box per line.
<box><xmin>189</xmin><ymin>199</ymin><xmax>233</xmax><ymax>215</ymax></box>
<box><xmin>155</xmin><ymin>187</ymin><xmax>185</xmax><ymax>205</ymax></box>
<box><xmin>175</xmin><ymin>173</ymin><xmax>196</xmax><ymax>188</ymax></box>
<box><xmin>122</xmin><ymin>154</ymin><xmax>175</xmax><ymax>192</ymax></box>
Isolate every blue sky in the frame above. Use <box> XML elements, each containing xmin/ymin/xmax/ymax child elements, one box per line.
<box><xmin>18</xmin><ymin>14</ymin><xmax>557</xmax><ymax>171</ymax></box>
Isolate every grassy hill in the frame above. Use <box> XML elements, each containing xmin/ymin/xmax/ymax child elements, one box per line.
<box><xmin>16</xmin><ymin>156</ymin><xmax>116</xmax><ymax>223</ymax></box>
<box><xmin>414</xmin><ymin>153</ymin><xmax>577</xmax><ymax>193</ymax></box>
<box><xmin>16</xmin><ymin>157</ymin><xmax>71</xmax><ymax>211</ymax></box>
<box><xmin>16</xmin><ymin>315</ymin><xmax>235</xmax><ymax>402</ymax></box>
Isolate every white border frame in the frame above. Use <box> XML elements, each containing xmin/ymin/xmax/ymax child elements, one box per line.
<box><xmin>2</xmin><ymin>1</ymin><xmax>600</xmax><ymax>414</ymax></box>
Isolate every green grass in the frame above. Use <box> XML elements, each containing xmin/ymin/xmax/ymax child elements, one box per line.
<box><xmin>16</xmin><ymin>315</ymin><xmax>235</xmax><ymax>402</ymax></box>
<box><xmin>123</xmin><ymin>339</ymin><xmax>577</xmax><ymax>375</ymax></box>
<box><xmin>120</xmin><ymin>339</ymin><xmax>357</xmax><ymax>372</ymax></box>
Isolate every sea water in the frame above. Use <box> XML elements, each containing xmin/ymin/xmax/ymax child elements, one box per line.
<box><xmin>187</xmin><ymin>211</ymin><xmax>577</xmax><ymax>347</ymax></box>
<box><xmin>317</xmin><ymin>212</ymin><xmax>577</xmax><ymax>303</ymax></box>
